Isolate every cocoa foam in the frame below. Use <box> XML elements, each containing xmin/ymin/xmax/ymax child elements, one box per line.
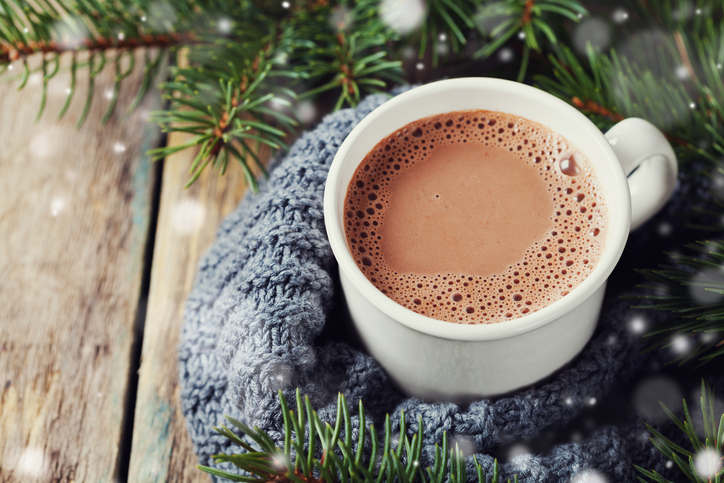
<box><xmin>343</xmin><ymin>110</ymin><xmax>608</xmax><ymax>324</ymax></box>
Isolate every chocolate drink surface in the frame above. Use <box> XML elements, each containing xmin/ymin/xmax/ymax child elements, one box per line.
<box><xmin>343</xmin><ymin>110</ymin><xmax>608</xmax><ymax>324</ymax></box>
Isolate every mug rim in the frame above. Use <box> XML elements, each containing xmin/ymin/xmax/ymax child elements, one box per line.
<box><xmin>324</xmin><ymin>77</ymin><xmax>631</xmax><ymax>341</ymax></box>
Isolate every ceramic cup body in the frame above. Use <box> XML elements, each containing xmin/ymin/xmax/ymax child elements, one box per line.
<box><xmin>324</xmin><ymin>78</ymin><xmax>677</xmax><ymax>401</ymax></box>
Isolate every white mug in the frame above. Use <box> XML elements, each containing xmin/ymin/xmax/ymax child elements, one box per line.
<box><xmin>324</xmin><ymin>78</ymin><xmax>677</xmax><ymax>401</ymax></box>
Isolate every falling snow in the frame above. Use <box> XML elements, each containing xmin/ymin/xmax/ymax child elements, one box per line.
<box><xmin>51</xmin><ymin>16</ymin><xmax>90</xmax><ymax>49</ymax></box>
<box><xmin>295</xmin><ymin>101</ymin><xmax>317</xmax><ymax>125</ymax></box>
<box><xmin>50</xmin><ymin>197</ymin><xmax>66</xmax><ymax>217</ymax></box>
<box><xmin>633</xmin><ymin>376</ymin><xmax>683</xmax><ymax>423</ymax></box>
<box><xmin>690</xmin><ymin>388</ymin><xmax>724</xmax><ymax>438</ymax></box>
<box><xmin>612</xmin><ymin>8</ymin><xmax>629</xmax><ymax>24</ymax></box>
<box><xmin>628</xmin><ymin>315</ymin><xmax>647</xmax><ymax>334</ymax></box>
<box><xmin>688</xmin><ymin>268</ymin><xmax>724</xmax><ymax>305</ymax></box>
<box><xmin>266</xmin><ymin>362</ymin><xmax>294</xmax><ymax>391</ymax></box>
<box><xmin>694</xmin><ymin>448</ymin><xmax>722</xmax><ymax>478</ymax></box>
<box><xmin>146</xmin><ymin>1</ymin><xmax>178</xmax><ymax>32</ymax></box>
<box><xmin>498</xmin><ymin>48</ymin><xmax>514</xmax><ymax>62</ymax></box>
<box><xmin>17</xmin><ymin>447</ymin><xmax>47</xmax><ymax>478</ymax></box>
<box><xmin>675</xmin><ymin>65</ymin><xmax>690</xmax><ymax>80</ymax></box>
<box><xmin>449</xmin><ymin>434</ymin><xmax>475</xmax><ymax>458</ymax></box>
<box><xmin>218</xmin><ymin>18</ymin><xmax>233</xmax><ymax>34</ymax></box>
<box><xmin>31</xmin><ymin>128</ymin><xmax>66</xmax><ymax>159</ymax></box>
<box><xmin>172</xmin><ymin>199</ymin><xmax>206</xmax><ymax>235</ymax></box>
<box><xmin>572</xmin><ymin>18</ymin><xmax>610</xmax><ymax>54</ymax></box>
<box><xmin>657</xmin><ymin>221</ymin><xmax>673</xmax><ymax>236</ymax></box>
<box><xmin>28</xmin><ymin>73</ymin><xmax>42</xmax><ymax>86</ymax></box>
<box><xmin>701</xmin><ymin>332</ymin><xmax>719</xmax><ymax>344</ymax></box>
<box><xmin>507</xmin><ymin>443</ymin><xmax>532</xmax><ymax>460</ymax></box>
<box><xmin>329</xmin><ymin>6</ymin><xmax>352</xmax><ymax>31</ymax></box>
<box><xmin>570</xmin><ymin>469</ymin><xmax>609</xmax><ymax>483</ymax></box>
<box><xmin>379</xmin><ymin>0</ymin><xmax>426</xmax><ymax>34</ymax></box>
<box><xmin>671</xmin><ymin>334</ymin><xmax>692</xmax><ymax>354</ymax></box>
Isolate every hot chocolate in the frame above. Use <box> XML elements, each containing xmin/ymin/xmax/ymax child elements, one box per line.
<box><xmin>343</xmin><ymin>110</ymin><xmax>608</xmax><ymax>324</ymax></box>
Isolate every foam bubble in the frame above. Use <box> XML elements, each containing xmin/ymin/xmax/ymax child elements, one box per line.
<box><xmin>344</xmin><ymin>110</ymin><xmax>608</xmax><ymax>324</ymax></box>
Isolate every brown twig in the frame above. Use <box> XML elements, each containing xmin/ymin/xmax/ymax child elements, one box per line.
<box><xmin>571</xmin><ymin>96</ymin><xmax>697</xmax><ymax>149</ymax></box>
<box><xmin>673</xmin><ymin>31</ymin><xmax>698</xmax><ymax>84</ymax></box>
<box><xmin>571</xmin><ymin>96</ymin><xmax>624</xmax><ymax>121</ymax></box>
<box><xmin>521</xmin><ymin>0</ymin><xmax>536</xmax><ymax>25</ymax></box>
<box><xmin>0</xmin><ymin>30</ymin><xmax>195</xmax><ymax>64</ymax></box>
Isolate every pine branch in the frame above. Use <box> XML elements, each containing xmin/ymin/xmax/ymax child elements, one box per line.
<box><xmin>401</xmin><ymin>0</ymin><xmax>480</xmax><ymax>66</ymax></box>
<box><xmin>293</xmin><ymin>0</ymin><xmax>404</xmax><ymax>108</ymax></box>
<box><xmin>633</xmin><ymin>225</ymin><xmax>724</xmax><ymax>365</ymax></box>
<box><xmin>0</xmin><ymin>0</ymin><xmax>196</xmax><ymax>123</ymax></box>
<box><xmin>635</xmin><ymin>380</ymin><xmax>724</xmax><ymax>483</ymax></box>
<box><xmin>474</xmin><ymin>0</ymin><xmax>587</xmax><ymax>81</ymax></box>
<box><xmin>148</xmin><ymin>0</ymin><xmax>408</xmax><ymax>188</ymax></box>
<box><xmin>201</xmin><ymin>390</ymin><xmax>517</xmax><ymax>483</ymax></box>
<box><xmin>535</xmin><ymin>12</ymin><xmax>724</xmax><ymax>164</ymax></box>
<box><xmin>148</xmin><ymin>10</ymin><xmax>299</xmax><ymax>189</ymax></box>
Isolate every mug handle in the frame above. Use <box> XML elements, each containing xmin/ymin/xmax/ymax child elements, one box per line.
<box><xmin>604</xmin><ymin>118</ymin><xmax>678</xmax><ymax>231</ymax></box>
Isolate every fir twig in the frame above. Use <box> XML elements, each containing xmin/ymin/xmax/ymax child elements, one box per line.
<box><xmin>634</xmin><ymin>227</ymin><xmax>724</xmax><ymax>365</ymax></box>
<box><xmin>200</xmin><ymin>389</ymin><xmax>516</xmax><ymax>483</ymax></box>
<box><xmin>635</xmin><ymin>380</ymin><xmax>724</xmax><ymax>483</ymax></box>
<box><xmin>536</xmin><ymin>13</ymin><xmax>724</xmax><ymax>164</ymax></box>
<box><xmin>474</xmin><ymin>0</ymin><xmax>587</xmax><ymax>79</ymax></box>
<box><xmin>0</xmin><ymin>0</ymin><xmax>193</xmax><ymax>123</ymax></box>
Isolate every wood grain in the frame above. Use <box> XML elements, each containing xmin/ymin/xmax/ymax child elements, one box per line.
<box><xmin>0</xmin><ymin>51</ymin><xmax>162</xmax><ymax>482</ymax></box>
<box><xmin>127</xmin><ymin>130</ymin><xmax>270</xmax><ymax>479</ymax></box>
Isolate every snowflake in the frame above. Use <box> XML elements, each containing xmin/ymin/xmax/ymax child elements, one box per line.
<box><xmin>612</xmin><ymin>8</ymin><xmax>629</xmax><ymax>24</ymax></box>
<box><xmin>571</xmin><ymin>469</ymin><xmax>608</xmax><ymax>483</ymax></box>
<box><xmin>18</xmin><ymin>447</ymin><xmax>47</xmax><ymax>478</ymax></box>
<box><xmin>498</xmin><ymin>48</ymin><xmax>514</xmax><ymax>62</ymax></box>
<box><xmin>380</xmin><ymin>0</ymin><xmax>426</xmax><ymax>34</ymax></box>
<box><xmin>694</xmin><ymin>448</ymin><xmax>722</xmax><ymax>478</ymax></box>
<box><xmin>172</xmin><ymin>199</ymin><xmax>206</xmax><ymax>235</ymax></box>
<box><xmin>218</xmin><ymin>18</ymin><xmax>233</xmax><ymax>34</ymax></box>
<box><xmin>449</xmin><ymin>434</ymin><xmax>475</xmax><ymax>457</ymax></box>
<box><xmin>572</xmin><ymin>18</ymin><xmax>610</xmax><ymax>55</ymax></box>
<box><xmin>628</xmin><ymin>315</ymin><xmax>647</xmax><ymax>334</ymax></box>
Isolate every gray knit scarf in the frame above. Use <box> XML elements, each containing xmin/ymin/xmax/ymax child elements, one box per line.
<box><xmin>179</xmin><ymin>88</ymin><xmax>682</xmax><ymax>482</ymax></box>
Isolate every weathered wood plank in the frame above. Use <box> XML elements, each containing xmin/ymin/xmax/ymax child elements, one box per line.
<box><xmin>0</xmin><ymin>51</ymin><xmax>161</xmax><ymax>482</ymax></box>
<box><xmin>127</xmin><ymin>132</ymin><xmax>270</xmax><ymax>479</ymax></box>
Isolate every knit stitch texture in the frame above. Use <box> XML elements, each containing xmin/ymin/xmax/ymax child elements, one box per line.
<box><xmin>179</xmin><ymin>88</ymin><xmax>684</xmax><ymax>482</ymax></box>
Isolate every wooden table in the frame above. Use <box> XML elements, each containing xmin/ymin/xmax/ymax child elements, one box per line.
<box><xmin>0</xmin><ymin>51</ymin><xmax>258</xmax><ymax>482</ymax></box>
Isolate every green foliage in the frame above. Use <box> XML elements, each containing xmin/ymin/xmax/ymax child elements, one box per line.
<box><xmin>634</xmin><ymin>226</ymin><xmax>724</xmax><ymax>365</ymax></box>
<box><xmin>536</xmin><ymin>10</ymin><xmax>724</xmax><ymax>164</ymax></box>
<box><xmin>200</xmin><ymin>390</ymin><xmax>516</xmax><ymax>483</ymax></box>
<box><xmin>407</xmin><ymin>0</ymin><xmax>480</xmax><ymax>66</ymax></box>
<box><xmin>0</xmin><ymin>0</ymin><xmax>182</xmax><ymax>125</ymax></box>
<box><xmin>0</xmin><ymin>0</ymin><xmax>590</xmax><ymax>188</ymax></box>
<box><xmin>293</xmin><ymin>0</ymin><xmax>405</xmax><ymax>109</ymax></box>
<box><xmin>635</xmin><ymin>381</ymin><xmax>724</xmax><ymax>483</ymax></box>
<box><xmin>474</xmin><ymin>0</ymin><xmax>587</xmax><ymax>81</ymax></box>
<box><xmin>148</xmin><ymin>5</ymin><xmax>299</xmax><ymax>189</ymax></box>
